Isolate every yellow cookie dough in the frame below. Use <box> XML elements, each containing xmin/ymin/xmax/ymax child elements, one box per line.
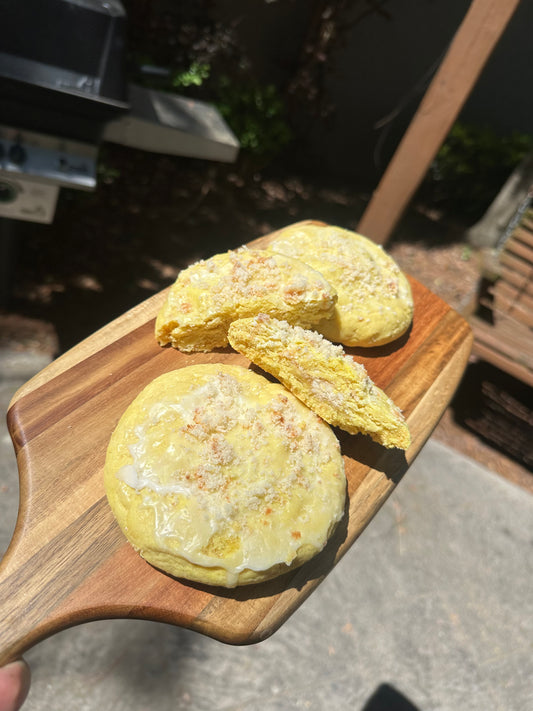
<box><xmin>104</xmin><ymin>364</ymin><xmax>346</xmax><ymax>587</ymax></box>
<box><xmin>228</xmin><ymin>314</ymin><xmax>410</xmax><ymax>450</ymax></box>
<box><xmin>268</xmin><ymin>224</ymin><xmax>413</xmax><ymax>347</ymax></box>
<box><xmin>155</xmin><ymin>247</ymin><xmax>337</xmax><ymax>352</ymax></box>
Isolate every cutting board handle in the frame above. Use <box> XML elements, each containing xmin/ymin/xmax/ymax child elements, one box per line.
<box><xmin>0</xmin><ymin>221</ymin><xmax>474</xmax><ymax>656</ymax></box>
<box><xmin>0</xmin><ymin>528</ymin><xmax>74</xmax><ymax>665</ymax></box>
<box><xmin>0</xmin><ymin>493</ymin><xmax>118</xmax><ymax>665</ymax></box>
<box><xmin>0</xmin><ymin>539</ymin><xmax>53</xmax><ymax>664</ymax></box>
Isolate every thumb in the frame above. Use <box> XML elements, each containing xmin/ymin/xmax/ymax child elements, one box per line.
<box><xmin>0</xmin><ymin>661</ymin><xmax>31</xmax><ymax>711</ymax></box>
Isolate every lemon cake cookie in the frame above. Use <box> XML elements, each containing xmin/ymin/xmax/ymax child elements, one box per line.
<box><xmin>228</xmin><ymin>314</ymin><xmax>410</xmax><ymax>449</ymax></box>
<box><xmin>155</xmin><ymin>247</ymin><xmax>337</xmax><ymax>352</ymax></box>
<box><xmin>104</xmin><ymin>364</ymin><xmax>346</xmax><ymax>587</ymax></box>
<box><xmin>268</xmin><ymin>223</ymin><xmax>413</xmax><ymax>347</ymax></box>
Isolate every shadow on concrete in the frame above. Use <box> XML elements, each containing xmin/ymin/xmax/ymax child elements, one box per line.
<box><xmin>362</xmin><ymin>683</ymin><xmax>420</xmax><ymax>711</ymax></box>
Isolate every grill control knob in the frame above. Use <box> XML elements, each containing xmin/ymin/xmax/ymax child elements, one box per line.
<box><xmin>0</xmin><ymin>179</ymin><xmax>19</xmax><ymax>204</ymax></box>
<box><xmin>9</xmin><ymin>143</ymin><xmax>27</xmax><ymax>165</ymax></box>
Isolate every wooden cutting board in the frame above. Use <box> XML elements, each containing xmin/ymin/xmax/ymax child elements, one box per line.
<box><xmin>0</xmin><ymin>222</ymin><xmax>472</xmax><ymax>664</ymax></box>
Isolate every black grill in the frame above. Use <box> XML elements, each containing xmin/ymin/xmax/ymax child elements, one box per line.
<box><xmin>0</xmin><ymin>0</ymin><xmax>129</xmax><ymax>144</ymax></box>
<box><xmin>0</xmin><ymin>0</ymin><xmax>238</xmax><ymax>230</ymax></box>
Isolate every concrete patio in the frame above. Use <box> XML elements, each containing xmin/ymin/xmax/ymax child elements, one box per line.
<box><xmin>1</xmin><ymin>348</ymin><xmax>532</xmax><ymax>711</ymax></box>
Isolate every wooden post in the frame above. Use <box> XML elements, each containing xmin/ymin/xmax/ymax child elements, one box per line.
<box><xmin>357</xmin><ymin>0</ymin><xmax>522</xmax><ymax>245</ymax></box>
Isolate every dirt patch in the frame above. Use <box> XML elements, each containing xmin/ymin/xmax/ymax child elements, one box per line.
<box><xmin>1</xmin><ymin>151</ymin><xmax>531</xmax><ymax>490</ymax></box>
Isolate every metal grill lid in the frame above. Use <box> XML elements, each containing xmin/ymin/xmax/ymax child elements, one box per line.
<box><xmin>0</xmin><ymin>0</ymin><xmax>129</xmax><ymax>132</ymax></box>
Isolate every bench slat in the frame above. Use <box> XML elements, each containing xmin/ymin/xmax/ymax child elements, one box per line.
<box><xmin>499</xmin><ymin>250</ymin><xmax>533</xmax><ymax>279</ymax></box>
<box><xmin>499</xmin><ymin>265</ymin><xmax>533</xmax><ymax>296</ymax></box>
<box><xmin>471</xmin><ymin>210</ymin><xmax>533</xmax><ymax>385</ymax></box>
<box><xmin>511</xmin><ymin>226</ymin><xmax>533</xmax><ymax>250</ymax></box>
<box><xmin>490</xmin><ymin>281</ymin><xmax>533</xmax><ymax>327</ymax></box>
<box><xmin>504</xmin><ymin>235</ymin><xmax>533</xmax><ymax>265</ymax></box>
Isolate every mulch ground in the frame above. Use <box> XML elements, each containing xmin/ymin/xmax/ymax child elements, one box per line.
<box><xmin>1</xmin><ymin>149</ymin><xmax>532</xmax><ymax>491</ymax></box>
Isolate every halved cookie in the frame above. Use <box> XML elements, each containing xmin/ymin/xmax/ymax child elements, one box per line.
<box><xmin>104</xmin><ymin>364</ymin><xmax>346</xmax><ymax>587</ymax></box>
<box><xmin>155</xmin><ymin>247</ymin><xmax>337</xmax><ymax>352</ymax></box>
<box><xmin>268</xmin><ymin>224</ymin><xmax>413</xmax><ymax>347</ymax></box>
<box><xmin>228</xmin><ymin>314</ymin><xmax>411</xmax><ymax>449</ymax></box>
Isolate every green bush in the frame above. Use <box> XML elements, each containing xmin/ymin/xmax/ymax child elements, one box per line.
<box><xmin>427</xmin><ymin>122</ymin><xmax>533</xmax><ymax>221</ymax></box>
<box><xmin>172</xmin><ymin>62</ymin><xmax>211</xmax><ymax>89</ymax></box>
<box><xmin>216</xmin><ymin>78</ymin><xmax>292</xmax><ymax>162</ymax></box>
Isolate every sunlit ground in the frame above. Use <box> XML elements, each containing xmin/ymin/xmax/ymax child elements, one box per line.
<box><xmin>1</xmin><ymin>146</ymin><xmax>531</xmax><ymax>489</ymax></box>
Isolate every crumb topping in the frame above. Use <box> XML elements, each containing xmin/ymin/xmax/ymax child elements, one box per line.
<box><xmin>228</xmin><ymin>315</ymin><xmax>411</xmax><ymax>449</ymax></box>
<box><xmin>271</xmin><ymin>229</ymin><xmax>403</xmax><ymax>300</ymax></box>
<box><xmin>174</xmin><ymin>247</ymin><xmax>333</xmax><ymax>318</ymax></box>
<box><xmin>115</xmin><ymin>368</ymin><xmax>345</xmax><ymax>577</ymax></box>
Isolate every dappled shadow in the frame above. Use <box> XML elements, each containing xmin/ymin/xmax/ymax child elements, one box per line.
<box><xmin>2</xmin><ymin>143</ymin><xmax>528</xmax><ymax>490</ymax></box>
<box><xmin>3</xmin><ymin>146</ymin><xmax>367</xmax><ymax>354</ymax></box>
<box><xmin>388</xmin><ymin>196</ymin><xmax>471</xmax><ymax>249</ymax></box>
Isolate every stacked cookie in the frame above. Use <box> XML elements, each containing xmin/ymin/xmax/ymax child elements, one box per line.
<box><xmin>105</xmin><ymin>224</ymin><xmax>413</xmax><ymax>587</ymax></box>
<box><xmin>155</xmin><ymin>246</ymin><xmax>338</xmax><ymax>352</ymax></box>
<box><xmin>155</xmin><ymin>224</ymin><xmax>413</xmax><ymax>351</ymax></box>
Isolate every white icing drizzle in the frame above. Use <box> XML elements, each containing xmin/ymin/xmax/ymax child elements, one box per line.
<box><xmin>116</xmin><ymin>370</ymin><xmax>345</xmax><ymax>583</ymax></box>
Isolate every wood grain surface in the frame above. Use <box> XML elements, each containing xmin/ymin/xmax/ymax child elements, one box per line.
<box><xmin>0</xmin><ymin>222</ymin><xmax>472</xmax><ymax>664</ymax></box>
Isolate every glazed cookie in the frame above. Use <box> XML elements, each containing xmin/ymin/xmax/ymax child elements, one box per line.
<box><xmin>268</xmin><ymin>224</ymin><xmax>413</xmax><ymax>347</ymax></box>
<box><xmin>155</xmin><ymin>247</ymin><xmax>337</xmax><ymax>352</ymax></box>
<box><xmin>104</xmin><ymin>364</ymin><xmax>346</xmax><ymax>587</ymax></box>
<box><xmin>228</xmin><ymin>314</ymin><xmax>410</xmax><ymax>450</ymax></box>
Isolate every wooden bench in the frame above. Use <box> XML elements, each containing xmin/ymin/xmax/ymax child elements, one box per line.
<box><xmin>471</xmin><ymin>196</ymin><xmax>533</xmax><ymax>387</ymax></box>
